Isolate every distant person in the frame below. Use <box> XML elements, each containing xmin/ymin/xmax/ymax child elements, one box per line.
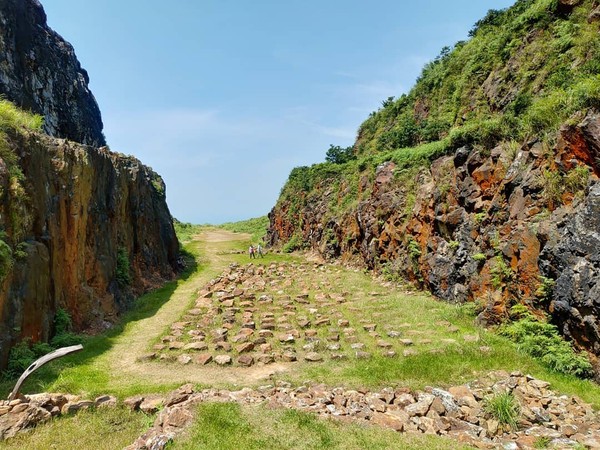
<box><xmin>257</xmin><ymin>243</ymin><xmax>264</xmax><ymax>258</ymax></box>
<box><xmin>249</xmin><ymin>245</ymin><xmax>255</xmax><ymax>259</ymax></box>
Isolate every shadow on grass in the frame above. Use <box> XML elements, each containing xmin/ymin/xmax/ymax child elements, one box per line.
<box><xmin>0</xmin><ymin>246</ymin><xmax>200</xmax><ymax>399</ymax></box>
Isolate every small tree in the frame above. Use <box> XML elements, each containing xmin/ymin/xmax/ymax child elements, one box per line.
<box><xmin>325</xmin><ymin>145</ymin><xmax>355</xmax><ymax>164</ymax></box>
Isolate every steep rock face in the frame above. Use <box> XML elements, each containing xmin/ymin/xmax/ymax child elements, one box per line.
<box><xmin>0</xmin><ymin>0</ymin><xmax>105</xmax><ymax>146</ymax></box>
<box><xmin>0</xmin><ymin>131</ymin><xmax>180</xmax><ymax>366</ymax></box>
<box><xmin>268</xmin><ymin>113</ymin><xmax>600</xmax><ymax>357</ymax></box>
<box><xmin>541</xmin><ymin>183</ymin><xmax>600</xmax><ymax>354</ymax></box>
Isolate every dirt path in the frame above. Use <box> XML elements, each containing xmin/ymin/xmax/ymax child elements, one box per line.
<box><xmin>101</xmin><ymin>229</ymin><xmax>290</xmax><ymax>388</ymax></box>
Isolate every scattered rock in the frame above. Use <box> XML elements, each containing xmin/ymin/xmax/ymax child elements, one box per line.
<box><xmin>237</xmin><ymin>355</ymin><xmax>254</xmax><ymax>367</ymax></box>
<box><xmin>304</xmin><ymin>352</ymin><xmax>323</xmax><ymax>362</ymax></box>
<box><xmin>215</xmin><ymin>355</ymin><xmax>232</xmax><ymax>366</ymax></box>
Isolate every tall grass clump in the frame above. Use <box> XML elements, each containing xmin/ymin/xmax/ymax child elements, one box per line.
<box><xmin>0</xmin><ymin>99</ymin><xmax>44</xmax><ymax>132</ymax></box>
<box><xmin>484</xmin><ymin>392</ymin><xmax>521</xmax><ymax>430</ymax></box>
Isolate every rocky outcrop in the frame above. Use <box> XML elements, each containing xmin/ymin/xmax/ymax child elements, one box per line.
<box><xmin>0</xmin><ymin>130</ymin><xmax>180</xmax><ymax>367</ymax></box>
<box><xmin>268</xmin><ymin>112</ymin><xmax>600</xmax><ymax>358</ymax></box>
<box><xmin>0</xmin><ymin>0</ymin><xmax>105</xmax><ymax>146</ymax></box>
<box><xmin>0</xmin><ymin>392</ymin><xmax>117</xmax><ymax>440</ymax></box>
<box><xmin>125</xmin><ymin>373</ymin><xmax>600</xmax><ymax>450</ymax></box>
<box><xmin>541</xmin><ymin>182</ymin><xmax>600</xmax><ymax>355</ymax></box>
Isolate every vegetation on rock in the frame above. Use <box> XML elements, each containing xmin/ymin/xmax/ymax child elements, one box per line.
<box><xmin>4</xmin><ymin>309</ymin><xmax>83</xmax><ymax>378</ymax></box>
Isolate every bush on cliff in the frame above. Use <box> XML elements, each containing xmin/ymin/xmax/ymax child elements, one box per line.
<box><xmin>116</xmin><ymin>247</ymin><xmax>131</xmax><ymax>287</ymax></box>
<box><xmin>0</xmin><ymin>236</ymin><xmax>13</xmax><ymax>282</ymax></box>
<box><xmin>0</xmin><ymin>100</ymin><xmax>44</xmax><ymax>284</ymax></box>
<box><xmin>4</xmin><ymin>309</ymin><xmax>82</xmax><ymax>378</ymax></box>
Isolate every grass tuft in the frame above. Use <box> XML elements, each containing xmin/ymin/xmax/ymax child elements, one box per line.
<box><xmin>484</xmin><ymin>392</ymin><xmax>521</xmax><ymax>430</ymax></box>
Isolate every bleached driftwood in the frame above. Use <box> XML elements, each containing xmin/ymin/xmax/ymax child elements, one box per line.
<box><xmin>8</xmin><ymin>344</ymin><xmax>83</xmax><ymax>400</ymax></box>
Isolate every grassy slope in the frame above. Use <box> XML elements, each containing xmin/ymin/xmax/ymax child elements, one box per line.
<box><xmin>275</xmin><ymin>0</ymin><xmax>600</xmax><ymax>227</ymax></box>
<box><xmin>218</xmin><ymin>216</ymin><xmax>269</xmax><ymax>243</ymax></box>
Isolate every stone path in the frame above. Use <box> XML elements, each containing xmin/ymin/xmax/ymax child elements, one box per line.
<box><xmin>147</xmin><ymin>261</ymin><xmax>486</xmax><ymax>368</ymax></box>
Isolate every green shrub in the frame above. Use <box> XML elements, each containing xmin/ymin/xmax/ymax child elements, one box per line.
<box><xmin>533</xmin><ymin>436</ymin><xmax>552</xmax><ymax>449</ymax></box>
<box><xmin>0</xmin><ymin>237</ymin><xmax>13</xmax><ymax>282</ymax></box>
<box><xmin>535</xmin><ymin>276</ymin><xmax>555</xmax><ymax>302</ymax></box>
<box><xmin>499</xmin><ymin>308</ymin><xmax>593</xmax><ymax>378</ymax></box>
<box><xmin>50</xmin><ymin>332</ymin><xmax>83</xmax><ymax>348</ymax></box>
<box><xmin>540</xmin><ymin>169</ymin><xmax>563</xmax><ymax>207</ymax></box>
<box><xmin>490</xmin><ymin>255</ymin><xmax>513</xmax><ymax>288</ymax></box>
<box><xmin>484</xmin><ymin>392</ymin><xmax>521</xmax><ymax>430</ymax></box>
<box><xmin>50</xmin><ymin>308</ymin><xmax>83</xmax><ymax>348</ymax></box>
<box><xmin>4</xmin><ymin>309</ymin><xmax>84</xmax><ymax>378</ymax></box>
<box><xmin>325</xmin><ymin>145</ymin><xmax>356</xmax><ymax>164</ymax></box>
<box><xmin>565</xmin><ymin>165</ymin><xmax>590</xmax><ymax>193</ymax></box>
<box><xmin>116</xmin><ymin>247</ymin><xmax>131</xmax><ymax>287</ymax></box>
<box><xmin>282</xmin><ymin>234</ymin><xmax>302</xmax><ymax>253</ymax></box>
<box><xmin>6</xmin><ymin>340</ymin><xmax>35</xmax><ymax>377</ymax></box>
<box><xmin>472</xmin><ymin>253</ymin><xmax>486</xmax><ymax>262</ymax></box>
<box><xmin>53</xmin><ymin>308</ymin><xmax>72</xmax><ymax>335</ymax></box>
<box><xmin>407</xmin><ymin>236</ymin><xmax>421</xmax><ymax>261</ymax></box>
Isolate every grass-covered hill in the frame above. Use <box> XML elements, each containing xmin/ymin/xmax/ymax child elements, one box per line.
<box><xmin>268</xmin><ymin>0</ymin><xmax>600</xmax><ymax>370</ymax></box>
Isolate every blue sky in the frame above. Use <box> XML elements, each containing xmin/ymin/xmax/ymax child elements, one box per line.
<box><xmin>42</xmin><ymin>0</ymin><xmax>515</xmax><ymax>224</ymax></box>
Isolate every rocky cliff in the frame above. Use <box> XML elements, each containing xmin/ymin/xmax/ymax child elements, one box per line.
<box><xmin>0</xmin><ymin>0</ymin><xmax>180</xmax><ymax>368</ymax></box>
<box><xmin>0</xmin><ymin>0</ymin><xmax>105</xmax><ymax>146</ymax></box>
<box><xmin>268</xmin><ymin>0</ymin><xmax>600</xmax><ymax>365</ymax></box>
<box><xmin>0</xmin><ymin>128</ymin><xmax>180</xmax><ymax>367</ymax></box>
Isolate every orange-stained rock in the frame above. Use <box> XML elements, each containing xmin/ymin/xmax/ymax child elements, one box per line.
<box><xmin>0</xmin><ymin>132</ymin><xmax>180</xmax><ymax>368</ymax></box>
<box><xmin>267</xmin><ymin>113</ymin><xmax>600</xmax><ymax>359</ymax></box>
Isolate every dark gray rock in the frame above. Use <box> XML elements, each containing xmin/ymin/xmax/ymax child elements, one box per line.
<box><xmin>0</xmin><ymin>0</ymin><xmax>105</xmax><ymax>146</ymax></box>
<box><xmin>541</xmin><ymin>182</ymin><xmax>600</xmax><ymax>354</ymax></box>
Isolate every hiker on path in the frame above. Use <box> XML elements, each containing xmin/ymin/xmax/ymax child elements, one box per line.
<box><xmin>249</xmin><ymin>245</ymin><xmax>255</xmax><ymax>259</ymax></box>
<box><xmin>257</xmin><ymin>243</ymin><xmax>264</xmax><ymax>258</ymax></box>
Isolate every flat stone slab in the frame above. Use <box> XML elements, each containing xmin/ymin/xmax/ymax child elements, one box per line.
<box><xmin>237</xmin><ymin>355</ymin><xmax>254</xmax><ymax>367</ymax></box>
<box><xmin>236</xmin><ymin>342</ymin><xmax>255</xmax><ymax>354</ymax></box>
<box><xmin>177</xmin><ymin>355</ymin><xmax>192</xmax><ymax>365</ymax></box>
<box><xmin>195</xmin><ymin>354</ymin><xmax>213</xmax><ymax>365</ymax></box>
<box><xmin>183</xmin><ymin>342</ymin><xmax>208</xmax><ymax>351</ymax></box>
<box><xmin>304</xmin><ymin>352</ymin><xmax>323</xmax><ymax>362</ymax></box>
<box><xmin>215</xmin><ymin>355</ymin><xmax>232</xmax><ymax>365</ymax></box>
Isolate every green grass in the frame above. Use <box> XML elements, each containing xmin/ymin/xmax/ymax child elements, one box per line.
<box><xmin>0</xmin><ymin>98</ymin><xmax>44</xmax><ymax>132</ymax></box>
<box><xmin>170</xmin><ymin>402</ymin><xmax>474</xmax><ymax>450</ymax></box>
<box><xmin>173</xmin><ymin>219</ymin><xmax>203</xmax><ymax>244</ymax></box>
<box><xmin>0</xmin><ymin>407</ymin><xmax>150</xmax><ymax>450</ymax></box>
<box><xmin>218</xmin><ymin>216</ymin><xmax>270</xmax><ymax>243</ymax></box>
<box><xmin>484</xmin><ymin>392</ymin><xmax>521</xmax><ymax>430</ymax></box>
